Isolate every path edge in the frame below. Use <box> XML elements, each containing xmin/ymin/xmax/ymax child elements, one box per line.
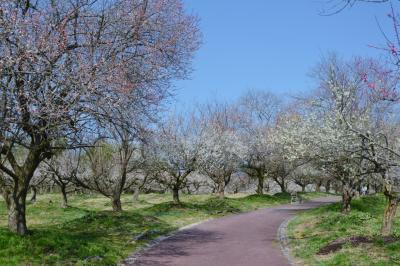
<box><xmin>117</xmin><ymin>219</ymin><xmax>212</xmax><ymax>266</ymax></box>
<box><xmin>118</xmin><ymin>201</ymin><xmax>289</xmax><ymax>265</ymax></box>
<box><xmin>278</xmin><ymin>215</ymin><xmax>297</xmax><ymax>266</ymax></box>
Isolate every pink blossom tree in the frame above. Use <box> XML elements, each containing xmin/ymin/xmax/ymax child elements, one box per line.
<box><xmin>0</xmin><ymin>0</ymin><xmax>200</xmax><ymax>235</ymax></box>
<box><xmin>323</xmin><ymin>1</ymin><xmax>400</xmax><ymax>234</ymax></box>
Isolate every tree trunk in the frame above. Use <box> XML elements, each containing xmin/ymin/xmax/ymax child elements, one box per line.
<box><xmin>4</xmin><ymin>189</ymin><xmax>28</xmax><ymax>235</ymax></box>
<box><xmin>264</xmin><ymin>181</ymin><xmax>270</xmax><ymax>192</ymax></box>
<box><xmin>381</xmin><ymin>189</ymin><xmax>400</xmax><ymax>236</ymax></box>
<box><xmin>133</xmin><ymin>187</ymin><xmax>140</xmax><ymax>202</ymax></box>
<box><xmin>112</xmin><ymin>196</ymin><xmax>122</xmax><ymax>212</ymax></box>
<box><xmin>256</xmin><ymin>173</ymin><xmax>264</xmax><ymax>195</ymax></box>
<box><xmin>30</xmin><ymin>186</ymin><xmax>37</xmax><ymax>202</ymax></box>
<box><xmin>381</xmin><ymin>196</ymin><xmax>398</xmax><ymax>236</ymax></box>
<box><xmin>60</xmin><ymin>185</ymin><xmax>68</xmax><ymax>208</ymax></box>
<box><xmin>278</xmin><ymin>181</ymin><xmax>286</xmax><ymax>193</ymax></box>
<box><xmin>301</xmin><ymin>185</ymin><xmax>306</xmax><ymax>192</ymax></box>
<box><xmin>341</xmin><ymin>185</ymin><xmax>353</xmax><ymax>213</ymax></box>
<box><xmin>218</xmin><ymin>180</ymin><xmax>225</xmax><ymax>200</ymax></box>
<box><xmin>172</xmin><ymin>187</ymin><xmax>180</xmax><ymax>204</ymax></box>
<box><xmin>315</xmin><ymin>182</ymin><xmax>321</xmax><ymax>192</ymax></box>
<box><xmin>325</xmin><ymin>180</ymin><xmax>331</xmax><ymax>193</ymax></box>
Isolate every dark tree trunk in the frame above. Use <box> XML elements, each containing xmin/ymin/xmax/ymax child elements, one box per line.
<box><xmin>381</xmin><ymin>189</ymin><xmax>399</xmax><ymax>236</ymax></box>
<box><xmin>301</xmin><ymin>185</ymin><xmax>306</xmax><ymax>192</ymax></box>
<box><xmin>30</xmin><ymin>186</ymin><xmax>37</xmax><ymax>202</ymax></box>
<box><xmin>315</xmin><ymin>182</ymin><xmax>321</xmax><ymax>192</ymax></box>
<box><xmin>277</xmin><ymin>180</ymin><xmax>286</xmax><ymax>193</ymax></box>
<box><xmin>112</xmin><ymin>196</ymin><xmax>122</xmax><ymax>212</ymax></box>
<box><xmin>341</xmin><ymin>184</ymin><xmax>353</xmax><ymax>213</ymax></box>
<box><xmin>4</xmin><ymin>188</ymin><xmax>28</xmax><ymax>235</ymax></box>
<box><xmin>325</xmin><ymin>180</ymin><xmax>331</xmax><ymax>193</ymax></box>
<box><xmin>218</xmin><ymin>180</ymin><xmax>225</xmax><ymax>200</ymax></box>
<box><xmin>133</xmin><ymin>187</ymin><xmax>140</xmax><ymax>202</ymax></box>
<box><xmin>60</xmin><ymin>185</ymin><xmax>68</xmax><ymax>208</ymax></box>
<box><xmin>256</xmin><ymin>172</ymin><xmax>264</xmax><ymax>195</ymax></box>
<box><xmin>4</xmin><ymin>151</ymin><xmax>43</xmax><ymax>235</ymax></box>
<box><xmin>172</xmin><ymin>186</ymin><xmax>180</xmax><ymax>204</ymax></box>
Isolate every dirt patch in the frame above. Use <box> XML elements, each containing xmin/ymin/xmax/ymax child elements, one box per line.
<box><xmin>318</xmin><ymin>236</ymin><xmax>399</xmax><ymax>255</ymax></box>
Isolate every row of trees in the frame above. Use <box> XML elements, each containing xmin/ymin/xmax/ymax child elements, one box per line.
<box><xmin>25</xmin><ymin>84</ymin><xmax>361</xmax><ymax>210</ymax></box>
<box><xmin>124</xmin><ymin>55</ymin><xmax>400</xmax><ymax>237</ymax></box>
<box><xmin>4</xmin><ymin>54</ymin><xmax>399</xmax><ymax>235</ymax></box>
<box><xmin>1</xmin><ymin>0</ymin><xmax>400</xmax><ymax>240</ymax></box>
<box><xmin>28</xmin><ymin>93</ymin><xmax>281</xmax><ymax>208</ymax></box>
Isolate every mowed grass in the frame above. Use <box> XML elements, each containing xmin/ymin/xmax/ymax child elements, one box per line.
<box><xmin>0</xmin><ymin>191</ymin><xmax>327</xmax><ymax>265</ymax></box>
<box><xmin>288</xmin><ymin>194</ymin><xmax>400</xmax><ymax>266</ymax></box>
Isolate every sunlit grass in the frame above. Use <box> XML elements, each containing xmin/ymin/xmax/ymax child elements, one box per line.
<box><xmin>0</xmin><ymin>191</ymin><xmax>327</xmax><ymax>265</ymax></box>
<box><xmin>288</xmin><ymin>194</ymin><xmax>400</xmax><ymax>266</ymax></box>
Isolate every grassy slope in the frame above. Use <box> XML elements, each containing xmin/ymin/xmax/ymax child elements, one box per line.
<box><xmin>288</xmin><ymin>194</ymin><xmax>400</xmax><ymax>266</ymax></box>
<box><xmin>0</xmin><ymin>191</ymin><xmax>326</xmax><ymax>265</ymax></box>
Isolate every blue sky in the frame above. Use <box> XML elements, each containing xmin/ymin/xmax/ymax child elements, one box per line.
<box><xmin>174</xmin><ymin>0</ymin><xmax>397</xmax><ymax>106</ymax></box>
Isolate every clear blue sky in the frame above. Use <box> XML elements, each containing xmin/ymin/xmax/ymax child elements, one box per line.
<box><xmin>174</xmin><ymin>0</ymin><xmax>397</xmax><ymax>106</ymax></box>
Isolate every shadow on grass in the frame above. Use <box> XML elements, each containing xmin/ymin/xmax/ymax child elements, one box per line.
<box><xmin>144</xmin><ymin>198</ymin><xmax>241</xmax><ymax>216</ymax></box>
<box><xmin>0</xmin><ymin>192</ymin><xmax>295</xmax><ymax>265</ymax></box>
<box><xmin>144</xmin><ymin>193</ymin><xmax>291</xmax><ymax>216</ymax></box>
<box><xmin>0</xmin><ymin>211</ymin><xmax>173</xmax><ymax>265</ymax></box>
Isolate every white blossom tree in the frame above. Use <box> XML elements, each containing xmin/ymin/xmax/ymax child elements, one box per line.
<box><xmin>276</xmin><ymin>55</ymin><xmax>376</xmax><ymax>212</ymax></box>
<box><xmin>75</xmin><ymin>139</ymin><xmax>146</xmax><ymax>211</ymax></box>
<box><xmin>147</xmin><ymin>114</ymin><xmax>202</xmax><ymax>204</ymax></box>
<box><xmin>43</xmin><ymin>150</ymin><xmax>81</xmax><ymax>208</ymax></box>
<box><xmin>197</xmin><ymin>103</ymin><xmax>244</xmax><ymax>199</ymax></box>
<box><xmin>237</xmin><ymin>90</ymin><xmax>281</xmax><ymax>194</ymax></box>
<box><xmin>322</xmin><ymin>1</ymin><xmax>400</xmax><ymax>234</ymax></box>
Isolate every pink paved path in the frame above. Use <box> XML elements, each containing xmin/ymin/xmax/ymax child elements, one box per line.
<box><xmin>124</xmin><ymin>197</ymin><xmax>339</xmax><ymax>266</ymax></box>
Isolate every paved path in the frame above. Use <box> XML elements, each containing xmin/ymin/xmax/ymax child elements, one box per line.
<box><xmin>125</xmin><ymin>197</ymin><xmax>339</xmax><ymax>266</ymax></box>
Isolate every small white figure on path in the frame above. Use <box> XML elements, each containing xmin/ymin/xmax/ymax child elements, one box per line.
<box><xmin>361</xmin><ymin>186</ymin><xmax>368</xmax><ymax>196</ymax></box>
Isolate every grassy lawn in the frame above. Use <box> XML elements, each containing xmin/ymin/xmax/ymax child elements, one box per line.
<box><xmin>288</xmin><ymin>194</ymin><xmax>400</xmax><ymax>266</ymax></box>
<box><xmin>0</xmin><ymin>191</ymin><xmax>327</xmax><ymax>265</ymax></box>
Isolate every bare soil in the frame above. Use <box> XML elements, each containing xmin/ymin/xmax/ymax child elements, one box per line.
<box><xmin>318</xmin><ymin>236</ymin><xmax>400</xmax><ymax>255</ymax></box>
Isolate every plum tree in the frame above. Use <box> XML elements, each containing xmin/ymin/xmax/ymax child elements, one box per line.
<box><xmin>0</xmin><ymin>0</ymin><xmax>200</xmax><ymax>234</ymax></box>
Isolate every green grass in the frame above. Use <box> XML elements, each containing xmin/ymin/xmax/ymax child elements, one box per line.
<box><xmin>298</xmin><ymin>192</ymin><xmax>335</xmax><ymax>201</ymax></box>
<box><xmin>288</xmin><ymin>194</ymin><xmax>400</xmax><ymax>266</ymax></box>
<box><xmin>0</xmin><ymin>191</ymin><xmax>328</xmax><ymax>265</ymax></box>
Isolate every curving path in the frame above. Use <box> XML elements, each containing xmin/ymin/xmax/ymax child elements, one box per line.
<box><xmin>122</xmin><ymin>196</ymin><xmax>340</xmax><ymax>266</ymax></box>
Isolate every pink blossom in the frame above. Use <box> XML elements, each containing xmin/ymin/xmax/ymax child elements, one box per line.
<box><xmin>367</xmin><ymin>82</ymin><xmax>376</xmax><ymax>89</ymax></box>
